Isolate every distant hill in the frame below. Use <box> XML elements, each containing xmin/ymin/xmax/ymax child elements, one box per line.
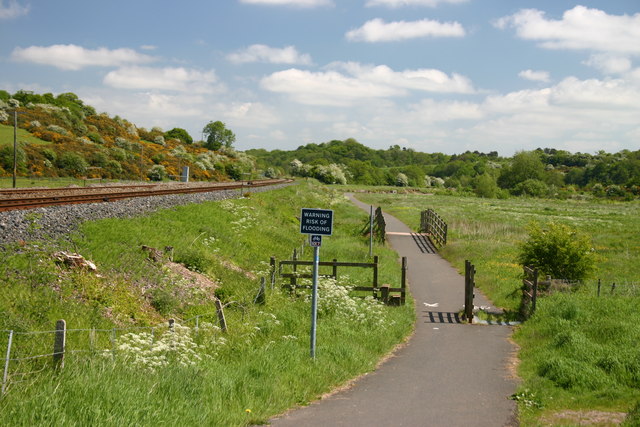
<box><xmin>0</xmin><ymin>90</ymin><xmax>253</xmax><ymax>182</ymax></box>
<box><xmin>249</xmin><ymin>139</ymin><xmax>640</xmax><ymax>200</ymax></box>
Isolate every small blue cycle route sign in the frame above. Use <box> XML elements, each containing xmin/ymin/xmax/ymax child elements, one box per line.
<box><xmin>300</xmin><ymin>208</ymin><xmax>333</xmax><ymax>236</ymax></box>
<box><xmin>309</xmin><ymin>235</ymin><xmax>322</xmax><ymax>247</ymax></box>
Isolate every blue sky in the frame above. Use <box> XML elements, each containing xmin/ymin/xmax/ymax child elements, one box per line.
<box><xmin>1</xmin><ymin>0</ymin><xmax>639</xmax><ymax>155</ymax></box>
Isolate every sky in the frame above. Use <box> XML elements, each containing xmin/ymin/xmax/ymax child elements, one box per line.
<box><xmin>1</xmin><ymin>0</ymin><xmax>639</xmax><ymax>156</ymax></box>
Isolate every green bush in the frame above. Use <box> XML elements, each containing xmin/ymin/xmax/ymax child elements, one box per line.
<box><xmin>513</xmin><ymin>179</ymin><xmax>549</xmax><ymax>197</ymax></box>
<box><xmin>517</xmin><ymin>221</ymin><xmax>595</xmax><ymax>281</ymax></box>
<box><xmin>55</xmin><ymin>152</ymin><xmax>88</xmax><ymax>176</ymax></box>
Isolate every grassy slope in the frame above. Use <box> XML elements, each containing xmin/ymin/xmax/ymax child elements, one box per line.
<box><xmin>0</xmin><ymin>123</ymin><xmax>50</xmax><ymax>145</ymax></box>
<box><xmin>353</xmin><ymin>190</ymin><xmax>640</xmax><ymax>424</ymax></box>
<box><xmin>0</xmin><ymin>181</ymin><xmax>414</xmax><ymax>426</ymax></box>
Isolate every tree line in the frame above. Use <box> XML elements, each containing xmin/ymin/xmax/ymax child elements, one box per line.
<box><xmin>248</xmin><ymin>140</ymin><xmax>640</xmax><ymax>200</ymax></box>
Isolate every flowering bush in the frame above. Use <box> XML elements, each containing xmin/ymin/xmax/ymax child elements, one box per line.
<box><xmin>304</xmin><ymin>276</ymin><xmax>386</xmax><ymax>326</ymax></box>
<box><xmin>114</xmin><ymin>323</ymin><xmax>215</xmax><ymax>371</ymax></box>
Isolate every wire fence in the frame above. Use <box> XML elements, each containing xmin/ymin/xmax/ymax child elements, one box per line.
<box><xmin>0</xmin><ymin>310</ymin><xmax>229</xmax><ymax>395</ymax></box>
<box><xmin>538</xmin><ymin>277</ymin><xmax>640</xmax><ymax>297</ymax></box>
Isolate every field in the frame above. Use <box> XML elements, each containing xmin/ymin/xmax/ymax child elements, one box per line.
<box><xmin>0</xmin><ymin>181</ymin><xmax>414</xmax><ymax>426</ymax></box>
<box><xmin>354</xmin><ymin>190</ymin><xmax>640</xmax><ymax>424</ymax></box>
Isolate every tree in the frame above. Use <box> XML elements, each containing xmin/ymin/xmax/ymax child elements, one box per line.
<box><xmin>498</xmin><ymin>151</ymin><xmax>545</xmax><ymax>189</ymax></box>
<box><xmin>164</xmin><ymin>128</ymin><xmax>193</xmax><ymax>144</ymax></box>
<box><xmin>202</xmin><ymin>121</ymin><xmax>235</xmax><ymax>151</ymax></box>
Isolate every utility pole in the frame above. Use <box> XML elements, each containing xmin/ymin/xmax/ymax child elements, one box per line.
<box><xmin>12</xmin><ymin>110</ymin><xmax>17</xmax><ymax>188</ymax></box>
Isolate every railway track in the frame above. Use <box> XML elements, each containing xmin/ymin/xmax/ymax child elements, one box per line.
<box><xmin>0</xmin><ymin>179</ymin><xmax>292</xmax><ymax>212</ymax></box>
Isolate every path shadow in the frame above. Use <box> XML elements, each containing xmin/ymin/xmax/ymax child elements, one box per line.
<box><xmin>423</xmin><ymin>311</ymin><xmax>463</xmax><ymax>324</ymax></box>
<box><xmin>410</xmin><ymin>233</ymin><xmax>437</xmax><ymax>254</ymax></box>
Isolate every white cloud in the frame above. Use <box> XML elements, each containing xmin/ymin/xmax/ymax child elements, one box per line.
<box><xmin>261</xmin><ymin>62</ymin><xmax>474</xmax><ymax>106</ymax></box>
<box><xmin>239</xmin><ymin>0</ymin><xmax>333</xmax><ymax>7</ymax></box>
<box><xmin>584</xmin><ymin>54</ymin><xmax>632</xmax><ymax>74</ymax></box>
<box><xmin>366</xmin><ymin>0</ymin><xmax>468</xmax><ymax>7</ymax></box>
<box><xmin>11</xmin><ymin>44</ymin><xmax>155</xmax><ymax>70</ymax></box>
<box><xmin>518</xmin><ymin>69</ymin><xmax>550</xmax><ymax>82</ymax></box>
<box><xmin>227</xmin><ymin>44</ymin><xmax>312</xmax><ymax>65</ymax></box>
<box><xmin>330</xmin><ymin>62</ymin><xmax>475</xmax><ymax>93</ymax></box>
<box><xmin>346</xmin><ymin>18</ymin><xmax>465</xmax><ymax>42</ymax></box>
<box><xmin>261</xmin><ymin>68</ymin><xmax>403</xmax><ymax>106</ymax></box>
<box><xmin>104</xmin><ymin>66</ymin><xmax>220</xmax><ymax>93</ymax></box>
<box><xmin>0</xmin><ymin>0</ymin><xmax>29</xmax><ymax>19</ymax></box>
<box><xmin>140</xmin><ymin>45</ymin><xmax>157</xmax><ymax>51</ymax></box>
<box><xmin>495</xmin><ymin>6</ymin><xmax>640</xmax><ymax>54</ymax></box>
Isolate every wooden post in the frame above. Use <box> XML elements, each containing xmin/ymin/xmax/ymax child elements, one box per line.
<box><xmin>215</xmin><ymin>299</ymin><xmax>227</xmax><ymax>332</ymax></box>
<box><xmin>597</xmin><ymin>279</ymin><xmax>601</xmax><ymax>297</ymax></box>
<box><xmin>373</xmin><ymin>255</ymin><xmax>379</xmax><ymax>291</ymax></box>
<box><xmin>380</xmin><ymin>284</ymin><xmax>390</xmax><ymax>305</ymax></box>
<box><xmin>531</xmin><ymin>269</ymin><xmax>538</xmax><ymax>314</ymax></box>
<box><xmin>401</xmin><ymin>256</ymin><xmax>407</xmax><ymax>305</ymax></box>
<box><xmin>168</xmin><ymin>318</ymin><xmax>175</xmax><ymax>330</ymax></box>
<box><xmin>254</xmin><ymin>277</ymin><xmax>266</xmax><ymax>305</ymax></box>
<box><xmin>53</xmin><ymin>319</ymin><xmax>66</xmax><ymax>369</ymax></box>
<box><xmin>611</xmin><ymin>282</ymin><xmax>616</xmax><ymax>295</ymax></box>
<box><xmin>2</xmin><ymin>330</ymin><xmax>13</xmax><ymax>394</ymax></box>
<box><xmin>292</xmin><ymin>249</ymin><xmax>298</xmax><ymax>289</ymax></box>
<box><xmin>332</xmin><ymin>259</ymin><xmax>338</xmax><ymax>279</ymax></box>
<box><xmin>464</xmin><ymin>261</ymin><xmax>474</xmax><ymax>323</ymax></box>
<box><xmin>270</xmin><ymin>256</ymin><xmax>276</xmax><ymax>289</ymax></box>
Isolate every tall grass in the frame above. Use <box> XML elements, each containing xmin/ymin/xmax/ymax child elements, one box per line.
<box><xmin>0</xmin><ymin>180</ymin><xmax>414</xmax><ymax>425</ymax></box>
<box><xmin>354</xmin><ymin>191</ymin><xmax>640</xmax><ymax>423</ymax></box>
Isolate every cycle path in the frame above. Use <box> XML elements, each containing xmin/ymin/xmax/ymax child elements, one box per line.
<box><xmin>269</xmin><ymin>195</ymin><xmax>518</xmax><ymax>426</ymax></box>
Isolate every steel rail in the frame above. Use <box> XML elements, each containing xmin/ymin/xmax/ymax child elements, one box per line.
<box><xmin>0</xmin><ymin>184</ymin><xmax>160</xmax><ymax>196</ymax></box>
<box><xmin>0</xmin><ymin>179</ymin><xmax>291</xmax><ymax>212</ymax></box>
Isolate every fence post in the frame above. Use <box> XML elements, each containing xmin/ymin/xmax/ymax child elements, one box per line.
<box><xmin>369</xmin><ymin>205</ymin><xmax>374</xmax><ymax>257</ymax></box>
<box><xmin>292</xmin><ymin>249</ymin><xmax>298</xmax><ymax>289</ymax></box>
<box><xmin>611</xmin><ymin>282</ymin><xmax>616</xmax><ymax>295</ymax></box>
<box><xmin>111</xmin><ymin>328</ymin><xmax>117</xmax><ymax>358</ymax></box>
<box><xmin>2</xmin><ymin>330</ymin><xmax>13</xmax><ymax>395</ymax></box>
<box><xmin>531</xmin><ymin>269</ymin><xmax>538</xmax><ymax>314</ymax></box>
<box><xmin>597</xmin><ymin>279</ymin><xmax>601</xmax><ymax>297</ymax></box>
<box><xmin>401</xmin><ymin>256</ymin><xmax>407</xmax><ymax>305</ymax></box>
<box><xmin>270</xmin><ymin>256</ymin><xmax>276</xmax><ymax>289</ymax></box>
<box><xmin>380</xmin><ymin>284</ymin><xmax>390</xmax><ymax>305</ymax></box>
<box><xmin>215</xmin><ymin>299</ymin><xmax>227</xmax><ymax>333</ymax></box>
<box><xmin>373</xmin><ymin>255</ymin><xmax>379</xmax><ymax>292</ymax></box>
<box><xmin>52</xmin><ymin>319</ymin><xmax>66</xmax><ymax>370</ymax></box>
<box><xmin>464</xmin><ymin>261</ymin><xmax>474</xmax><ymax>323</ymax></box>
<box><xmin>254</xmin><ymin>277</ymin><xmax>266</xmax><ymax>305</ymax></box>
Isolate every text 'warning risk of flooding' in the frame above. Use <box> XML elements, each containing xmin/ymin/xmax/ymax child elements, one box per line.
<box><xmin>300</xmin><ymin>208</ymin><xmax>333</xmax><ymax>236</ymax></box>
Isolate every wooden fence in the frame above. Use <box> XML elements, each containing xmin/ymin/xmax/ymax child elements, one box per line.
<box><xmin>270</xmin><ymin>252</ymin><xmax>407</xmax><ymax>305</ymax></box>
<box><xmin>420</xmin><ymin>209</ymin><xmax>447</xmax><ymax>247</ymax></box>
<box><xmin>361</xmin><ymin>206</ymin><xmax>386</xmax><ymax>243</ymax></box>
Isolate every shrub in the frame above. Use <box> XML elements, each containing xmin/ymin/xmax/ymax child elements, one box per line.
<box><xmin>87</xmin><ymin>132</ymin><xmax>104</xmax><ymax>144</ymax></box>
<box><xmin>56</xmin><ymin>152</ymin><xmax>88</xmax><ymax>175</ymax></box>
<box><xmin>517</xmin><ymin>222</ymin><xmax>595</xmax><ymax>281</ymax></box>
<box><xmin>0</xmin><ymin>145</ymin><xmax>27</xmax><ymax>171</ymax></box>
<box><xmin>147</xmin><ymin>164</ymin><xmax>167</xmax><ymax>181</ymax></box>
<box><xmin>513</xmin><ymin>179</ymin><xmax>549</xmax><ymax>197</ymax></box>
<box><xmin>395</xmin><ymin>173</ymin><xmax>409</xmax><ymax>187</ymax></box>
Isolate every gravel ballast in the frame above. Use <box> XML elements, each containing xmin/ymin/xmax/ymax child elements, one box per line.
<box><xmin>0</xmin><ymin>183</ymin><xmax>292</xmax><ymax>245</ymax></box>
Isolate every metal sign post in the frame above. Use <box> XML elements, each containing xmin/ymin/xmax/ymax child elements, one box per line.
<box><xmin>300</xmin><ymin>209</ymin><xmax>333</xmax><ymax>359</ymax></box>
<box><xmin>310</xmin><ymin>242</ymin><xmax>320</xmax><ymax>358</ymax></box>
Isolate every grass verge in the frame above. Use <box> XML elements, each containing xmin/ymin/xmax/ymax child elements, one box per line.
<box><xmin>0</xmin><ymin>180</ymin><xmax>413</xmax><ymax>426</ymax></box>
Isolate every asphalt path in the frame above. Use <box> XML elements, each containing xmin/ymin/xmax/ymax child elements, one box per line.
<box><xmin>269</xmin><ymin>194</ymin><xmax>518</xmax><ymax>427</ymax></box>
